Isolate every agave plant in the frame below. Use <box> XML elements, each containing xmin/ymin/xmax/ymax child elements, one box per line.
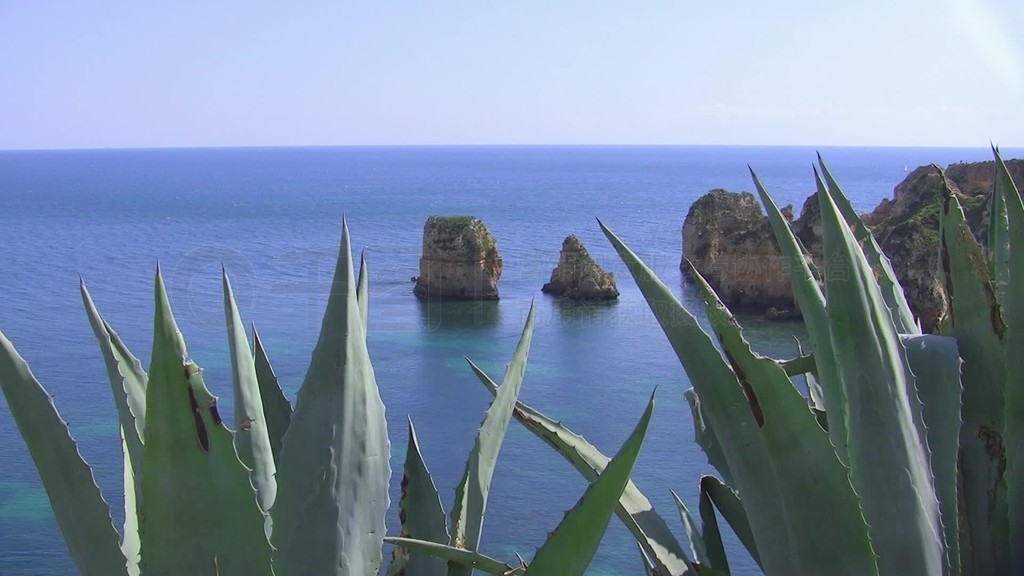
<box><xmin>482</xmin><ymin>149</ymin><xmax>1020</xmax><ymax>575</ymax></box>
<box><xmin>0</xmin><ymin>219</ymin><xmax>654</xmax><ymax>576</ymax></box>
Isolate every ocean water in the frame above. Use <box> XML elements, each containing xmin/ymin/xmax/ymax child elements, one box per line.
<box><xmin>0</xmin><ymin>145</ymin><xmax>1017</xmax><ymax>575</ymax></box>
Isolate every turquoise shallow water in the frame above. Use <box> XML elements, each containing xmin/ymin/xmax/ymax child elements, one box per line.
<box><xmin>0</xmin><ymin>145</ymin><xmax>1018</xmax><ymax>575</ymax></box>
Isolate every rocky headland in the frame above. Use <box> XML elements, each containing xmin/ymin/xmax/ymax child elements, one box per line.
<box><xmin>542</xmin><ymin>235</ymin><xmax>619</xmax><ymax>301</ymax></box>
<box><xmin>413</xmin><ymin>216</ymin><xmax>502</xmax><ymax>300</ymax></box>
<box><xmin>682</xmin><ymin>159</ymin><xmax>1024</xmax><ymax>331</ymax></box>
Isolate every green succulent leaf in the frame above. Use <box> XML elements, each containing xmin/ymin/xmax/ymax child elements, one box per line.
<box><xmin>696</xmin><ymin>486</ymin><xmax>728</xmax><ymax>572</ymax></box>
<box><xmin>272</xmin><ymin>219</ymin><xmax>391</xmax><ymax>576</ymax></box>
<box><xmin>683</xmin><ymin>388</ymin><xmax>732</xmax><ymax>486</ymax></box>
<box><xmin>939</xmin><ymin>173</ymin><xmax>1011</xmax><ymax>574</ymax></box>
<box><xmin>637</xmin><ymin>544</ymin><xmax>657</xmax><ymax>576</ymax></box>
<box><xmin>818</xmin><ymin>154</ymin><xmax>918</xmax><ymax>333</ymax></box>
<box><xmin>223</xmin><ymin>271</ymin><xmax>278</xmax><ymax>526</ymax></box>
<box><xmin>118</xmin><ymin>431</ymin><xmax>140</xmax><ymax>576</ymax></box>
<box><xmin>526</xmin><ymin>391</ymin><xmax>654</xmax><ymax>576</ymax></box>
<box><xmin>700</xmin><ymin>475</ymin><xmax>760</xmax><ymax>572</ymax></box>
<box><xmin>988</xmin><ymin>147</ymin><xmax>1011</xmax><ymax>303</ymax></box>
<box><xmin>80</xmin><ymin>280</ymin><xmax>147</xmax><ymax>573</ymax></box>
<box><xmin>671</xmin><ymin>490</ymin><xmax>712</xmax><ymax>569</ymax></box>
<box><xmin>80</xmin><ymin>280</ymin><xmax>147</xmax><ymax>490</ymax></box>
<box><xmin>357</xmin><ymin>251</ymin><xmax>369</xmax><ymax>331</ymax></box>
<box><xmin>819</xmin><ymin>174</ymin><xmax>943</xmax><ymax>575</ymax></box>
<box><xmin>469</xmin><ymin>360</ymin><xmax>692</xmax><ymax>576</ymax></box>
<box><xmin>600</xmin><ymin>219</ymin><xmax>798</xmax><ymax>574</ymax></box>
<box><xmin>689</xmin><ymin>261</ymin><xmax>877</xmax><ymax>575</ymax></box>
<box><xmin>449</xmin><ymin>303</ymin><xmax>534</xmax><ymax>576</ymax></box>
<box><xmin>390</xmin><ymin>418</ymin><xmax>450</xmax><ymax>576</ymax></box>
<box><xmin>385</xmin><ymin>538</ymin><xmax>522</xmax><ymax>576</ymax></box>
<box><xmin>0</xmin><ymin>330</ymin><xmax>128</xmax><ymax>576</ymax></box>
<box><xmin>901</xmin><ymin>333</ymin><xmax>963</xmax><ymax>576</ymax></box>
<box><xmin>138</xmin><ymin>269</ymin><xmax>272</xmax><ymax>576</ymax></box>
<box><xmin>751</xmin><ymin>170</ymin><xmax>848</xmax><ymax>462</ymax></box>
<box><xmin>251</xmin><ymin>326</ymin><xmax>291</xmax><ymax>468</ymax></box>
<box><xmin>994</xmin><ymin>147</ymin><xmax>1024</xmax><ymax>574</ymax></box>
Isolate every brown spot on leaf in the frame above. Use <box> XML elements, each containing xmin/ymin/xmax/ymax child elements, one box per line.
<box><xmin>978</xmin><ymin>425</ymin><xmax>1007</xmax><ymax>482</ymax></box>
<box><xmin>187</xmin><ymin>386</ymin><xmax>210</xmax><ymax>453</ymax></box>
<box><xmin>724</xmin><ymin>349</ymin><xmax>765</xmax><ymax>428</ymax></box>
<box><xmin>991</xmin><ymin>301</ymin><xmax>1006</xmax><ymax>340</ymax></box>
<box><xmin>208</xmin><ymin>403</ymin><xmax>223</xmax><ymax>427</ymax></box>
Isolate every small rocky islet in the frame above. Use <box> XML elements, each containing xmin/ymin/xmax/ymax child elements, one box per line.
<box><xmin>682</xmin><ymin>158</ymin><xmax>1024</xmax><ymax>331</ymax></box>
<box><xmin>541</xmin><ymin>235</ymin><xmax>619</xmax><ymax>301</ymax></box>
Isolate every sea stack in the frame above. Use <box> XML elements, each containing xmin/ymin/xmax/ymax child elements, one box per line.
<box><xmin>681</xmin><ymin>189</ymin><xmax>799</xmax><ymax>315</ymax></box>
<box><xmin>414</xmin><ymin>216</ymin><xmax>502</xmax><ymax>300</ymax></box>
<box><xmin>542</xmin><ymin>235</ymin><xmax>619</xmax><ymax>301</ymax></box>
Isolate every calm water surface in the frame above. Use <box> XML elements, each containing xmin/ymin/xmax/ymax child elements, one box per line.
<box><xmin>0</xmin><ymin>145</ymin><xmax>1017</xmax><ymax>575</ymax></box>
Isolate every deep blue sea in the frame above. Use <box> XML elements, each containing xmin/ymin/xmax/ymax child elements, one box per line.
<box><xmin>0</xmin><ymin>145</ymin><xmax>1019</xmax><ymax>576</ymax></box>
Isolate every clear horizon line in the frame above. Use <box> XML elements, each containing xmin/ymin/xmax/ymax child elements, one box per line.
<box><xmin>2</xmin><ymin>142</ymin><xmax>1022</xmax><ymax>153</ymax></box>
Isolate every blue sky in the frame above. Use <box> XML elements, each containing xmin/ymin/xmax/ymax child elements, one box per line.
<box><xmin>1</xmin><ymin>0</ymin><xmax>1021</xmax><ymax>149</ymax></box>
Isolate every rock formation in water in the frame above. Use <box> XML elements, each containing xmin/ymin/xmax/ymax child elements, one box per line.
<box><xmin>681</xmin><ymin>189</ymin><xmax>803</xmax><ymax>316</ymax></box>
<box><xmin>542</xmin><ymin>235</ymin><xmax>619</xmax><ymax>301</ymax></box>
<box><xmin>681</xmin><ymin>159</ymin><xmax>1024</xmax><ymax>331</ymax></box>
<box><xmin>413</xmin><ymin>216</ymin><xmax>502</xmax><ymax>300</ymax></box>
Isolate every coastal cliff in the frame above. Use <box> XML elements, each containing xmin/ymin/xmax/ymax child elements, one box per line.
<box><xmin>682</xmin><ymin>159</ymin><xmax>1024</xmax><ymax>330</ymax></box>
<box><xmin>542</xmin><ymin>235</ymin><xmax>619</xmax><ymax>301</ymax></box>
<box><xmin>413</xmin><ymin>216</ymin><xmax>502</xmax><ymax>300</ymax></box>
<box><xmin>864</xmin><ymin>160</ymin><xmax>1024</xmax><ymax>329</ymax></box>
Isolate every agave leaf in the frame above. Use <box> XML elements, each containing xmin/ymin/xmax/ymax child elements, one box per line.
<box><xmin>357</xmin><ymin>251</ymin><xmax>369</xmax><ymax>331</ymax></box>
<box><xmin>792</xmin><ymin>338</ymin><xmax>825</xmax><ymax>410</ymax></box>
<box><xmin>0</xmin><ymin>330</ymin><xmax>128</xmax><ymax>576</ymax></box>
<box><xmin>80</xmin><ymin>280</ymin><xmax>147</xmax><ymax>489</ymax></box>
<box><xmin>750</xmin><ymin>171</ymin><xmax>848</xmax><ymax>462</ymax></box>
<box><xmin>701</xmin><ymin>475</ymin><xmax>760</xmax><ymax>571</ymax></box>
<box><xmin>671</xmin><ymin>490</ymin><xmax>711</xmax><ymax>569</ymax></box>
<box><xmin>689</xmin><ymin>262</ymin><xmax>877</xmax><ymax>575</ymax></box>
<box><xmin>988</xmin><ymin>147</ymin><xmax>1011</xmax><ymax>302</ymax></box>
<box><xmin>995</xmin><ymin>147</ymin><xmax>1024</xmax><ymax>573</ymax></box>
<box><xmin>272</xmin><ymin>219</ymin><xmax>391</xmax><ymax>576</ymax></box>
<box><xmin>901</xmin><ymin>333</ymin><xmax>963</xmax><ymax>576</ymax></box>
<box><xmin>637</xmin><ymin>543</ymin><xmax>657</xmax><ymax>576</ymax></box>
<box><xmin>818</xmin><ymin>154</ymin><xmax>918</xmax><ymax>333</ymax></box>
<box><xmin>251</xmin><ymin>326</ymin><xmax>291</xmax><ymax>468</ymax></box>
<box><xmin>778</xmin><ymin>352</ymin><xmax>815</xmax><ymax>377</ymax></box>
<box><xmin>696</xmin><ymin>486</ymin><xmax>728</xmax><ymax>572</ymax></box>
<box><xmin>526</xmin><ymin>392</ymin><xmax>654</xmax><ymax>576</ymax></box>
<box><xmin>223</xmin><ymin>271</ymin><xmax>277</xmax><ymax>522</ymax></box>
<box><xmin>139</xmin><ymin>270</ymin><xmax>273</xmax><ymax>576</ymax></box>
<box><xmin>390</xmin><ymin>418</ymin><xmax>449</xmax><ymax>576</ymax></box>
<box><xmin>448</xmin><ymin>303</ymin><xmax>534</xmax><ymax>576</ymax></box>
<box><xmin>600</xmin><ymin>219</ymin><xmax>798</xmax><ymax>574</ymax></box>
<box><xmin>80</xmin><ymin>281</ymin><xmax>147</xmax><ymax>573</ymax></box>
<box><xmin>469</xmin><ymin>360</ymin><xmax>693</xmax><ymax>576</ymax></box>
<box><xmin>119</xmin><ymin>430</ymin><xmax>140</xmax><ymax>576</ymax></box>
<box><xmin>939</xmin><ymin>175</ymin><xmax>1011</xmax><ymax>574</ymax></box>
<box><xmin>820</xmin><ymin>166</ymin><xmax>930</xmax><ymax>498</ymax></box>
<box><xmin>819</xmin><ymin>176</ymin><xmax>943</xmax><ymax>575</ymax></box>
<box><xmin>385</xmin><ymin>538</ymin><xmax>522</xmax><ymax>576</ymax></box>
<box><xmin>683</xmin><ymin>388</ymin><xmax>732</xmax><ymax>486</ymax></box>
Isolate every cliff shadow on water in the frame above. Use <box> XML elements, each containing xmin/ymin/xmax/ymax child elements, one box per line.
<box><xmin>417</xmin><ymin>298</ymin><xmax>501</xmax><ymax>332</ymax></box>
